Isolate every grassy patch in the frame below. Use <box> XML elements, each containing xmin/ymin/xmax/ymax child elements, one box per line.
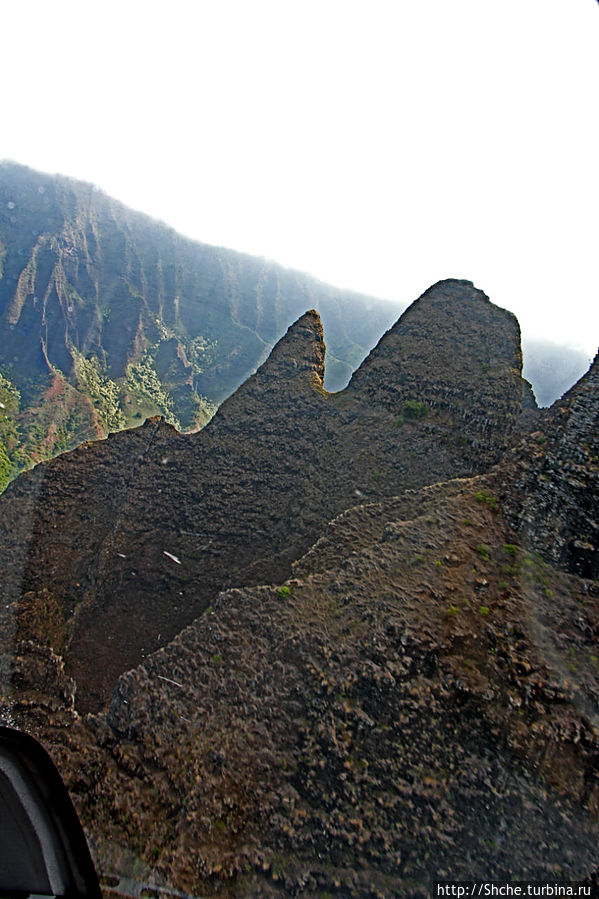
<box><xmin>72</xmin><ymin>348</ymin><xmax>126</xmax><ymax>431</ymax></box>
<box><xmin>520</xmin><ymin>552</ymin><xmax>552</xmax><ymax>588</ymax></box>
<box><xmin>475</xmin><ymin>490</ymin><xmax>499</xmax><ymax>512</ymax></box>
<box><xmin>0</xmin><ymin>371</ymin><xmax>22</xmax><ymax>490</ymax></box>
<box><xmin>122</xmin><ymin>348</ymin><xmax>180</xmax><ymax>429</ymax></box>
<box><xmin>403</xmin><ymin>400</ymin><xmax>428</xmax><ymax>420</ymax></box>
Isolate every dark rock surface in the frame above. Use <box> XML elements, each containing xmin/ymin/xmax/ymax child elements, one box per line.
<box><xmin>501</xmin><ymin>352</ymin><xmax>599</xmax><ymax>579</ymax></box>
<box><xmin>2</xmin><ymin>278</ymin><xmax>597</xmax><ymax>895</ymax></box>
<box><xmin>5</xmin><ymin>473</ymin><xmax>599</xmax><ymax>895</ymax></box>
<box><xmin>0</xmin><ymin>282</ymin><xmax>533</xmax><ymax>713</ymax></box>
<box><xmin>347</xmin><ymin>279</ymin><xmax>525</xmax><ymax>465</ymax></box>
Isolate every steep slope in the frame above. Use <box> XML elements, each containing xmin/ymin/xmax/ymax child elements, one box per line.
<box><xmin>347</xmin><ymin>279</ymin><xmax>527</xmax><ymax>465</ymax></box>
<box><xmin>3</xmin><ymin>390</ymin><xmax>598</xmax><ymax>894</ymax></box>
<box><xmin>501</xmin><ymin>352</ymin><xmax>599</xmax><ymax>579</ymax></box>
<box><xmin>1</xmin><ymin>281</ymin><xmax>598</xmax><ymax>894</ymax></box>
<box><xmin>91</xmin><ymin>476</ymin><xmax>599</xmax><ymax>894</ymax></box>
<box><xmin>0</xmin><ymin>280</ymin><xmax>534</xmax><ymax>714</ymax></box>
<box><xmin>0</xmin><ymin>161</ymin><xmax>400</xmax><ymax>483</ymax></box>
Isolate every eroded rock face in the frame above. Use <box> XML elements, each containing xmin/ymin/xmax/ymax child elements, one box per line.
<box><xmin>348</xmin><ymin>279</ymin><xmax>526</xmax><ymax>465</ymax></box>
<box><xmin>1</xmin><ymin>283</ymin><xmax>598</xmax><ymax>894</ymax></box>
<box><xmin>7</xmin><ymin>476</ymin><xmax>599</xmax><ymax>895</ymax></box>
<box><xmin>501</xmin><ymin>352</ymin><xmax>599</xmax><ymax>578</ymax></box>
<box><xmin>0</xmin><ymin>284</ymin><xmax>533</xmax><ymax>712</ymax></box>
<box><xmin>213</xmin><ymin>308</ymin><xmax>326</xmax><ymax>417</ymax></box>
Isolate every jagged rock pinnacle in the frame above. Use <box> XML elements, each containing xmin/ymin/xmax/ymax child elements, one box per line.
<box><xmin>349</xmin><ymin>279</ymin><xmax>520</xmax><ymax>398</ymax></box>
<box><xmin>346</xmin><ymin>279</ymin><xmax>524</xmax><ymax>462</ymax></box>
<box><xmin>213</xmin><ymin>310</ymin><xmax>326</xmax><ymax>424</ymax></box>
<box><xmin>256</xmin><ymin>309</ymin><xmax>326</xmax><ymax>385</ymax></box>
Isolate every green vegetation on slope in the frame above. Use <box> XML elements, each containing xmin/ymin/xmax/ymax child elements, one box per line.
<box><xmin>0</xmin><ymin>372</ymin><xmax>21</xmax><ymax>490</ymax></box>
<box><xmin>72</xmin><ymin>348</ymin><xmax>126</xmax><ymax>432</ymax></box>
<box><xmin>0</xmin><ymin>163</ymin><xmax>402</xmax><ymax>487</ymax></box>
<box><xmin>122</xmin><ymin>350</ymin><xmax>180</xmax><ymax>429</ymax></box>
<box><xmin>0</xmin><ymin>367</ymin><xmax>105</xmax><ymax>490</ymax></box>
<box><xmin>0</xmin><ymin>338</ymin><xmax>221</xmax><ymax>492</ymax></box>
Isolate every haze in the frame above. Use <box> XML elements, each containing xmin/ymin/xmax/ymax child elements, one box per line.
<box><xmin>2</xmin><ymin>0</ymin><xmax>597</xmax><ymax>357</ymax></box>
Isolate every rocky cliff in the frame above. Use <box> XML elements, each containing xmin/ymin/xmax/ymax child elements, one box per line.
<box><xmin>501</xmin><ymin>352</ymin><xmax>599</xmax><ymax>579</ymax></box>
<box><xmin>91</xmin><ymin>473</ymin><xmax>599</xmax><ymax>894</ymax></box>
<box><xmin>2</xmin><ymin>280</ymin><xmax>598</xmax><ymax>896</ymax></box>
<box><xmin>0</xmin><ymin>281</ymin><xmax>534</xmax><ymax>713</ymax></box>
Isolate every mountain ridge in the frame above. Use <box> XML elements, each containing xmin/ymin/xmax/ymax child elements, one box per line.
<box><xmin>0</xmin><ymin>280</ymin><xmax>534</xmax><ymax>714</ymax></box>
<box><xmin>1</xmin><ymin>183</ymin><xmax>598</xmax><ymax>893</ymax></box>
<box><xmin>0</xmin><ymin>162</ymin><xmax>590</xmax><ymax>496</ymax></box>
<box><xmin>1</xmin><ymin>305</ymin><xmax>598</xmax><ymax>891</ymax></box>
<box><xmin>0</xmin><ymin>161</ymin><xmax>401</xmax><ymax>486</ymax></box>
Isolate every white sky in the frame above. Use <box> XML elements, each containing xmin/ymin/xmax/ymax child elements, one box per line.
<box><xmin>1</xmin><ymin>0</ymin><xmax>598</xmax><ymax>357</ymax></box>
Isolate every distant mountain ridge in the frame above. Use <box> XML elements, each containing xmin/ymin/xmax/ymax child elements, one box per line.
<box><xmin>0</xmin><ymin>161</ymin><xmax>400</xmax><ymax>487</ymax></box>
